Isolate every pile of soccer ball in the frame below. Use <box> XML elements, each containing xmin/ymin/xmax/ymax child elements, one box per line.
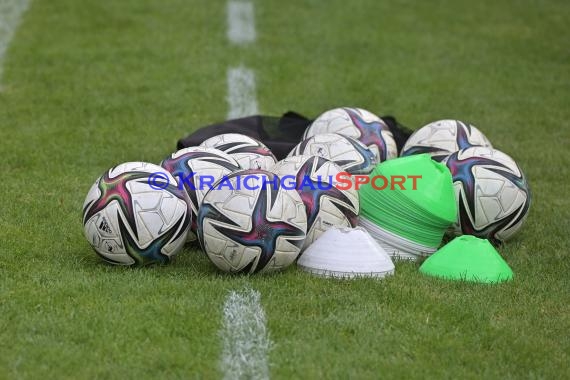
<box><xmin>82</xmin><ymin>107</ymin><xmax>531</xmax><ymax>273</ymax></box>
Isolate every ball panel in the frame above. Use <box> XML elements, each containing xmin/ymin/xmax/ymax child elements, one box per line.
<box><xmin>83</xmin><ymin>202</ymin><xmax>133</xmax><ymax>265</ymax></box>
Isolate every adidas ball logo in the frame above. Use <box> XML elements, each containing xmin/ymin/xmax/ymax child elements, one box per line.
<box><xmin>98</xmin><ymin>218</ymin><xmax>112</xmax><ymax>234</ymax></box>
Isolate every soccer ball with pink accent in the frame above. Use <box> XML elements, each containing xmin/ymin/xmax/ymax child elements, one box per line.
<box><xmin>442</xmin><ymin>147</ymin><xmax>531</xmax><ymax>242</ymax></box>
<box><xmin>303</xmin><ymin>107</ymin><xmax>397</xmax><ymax>162</ymax></box>
<box><xmin>289</xmin><ymin>133</ymin><xmax>377</xmax><ymax>174</ymax></box>
<box><xmin>160</xmin><ymin>146</ymin><xmax>241</xmax><ymax>242</ymax></box>
<box><xmin>272</xmin><ymin>155</ymin><xmax>359</xmax><ymax>250</ymax></box>
<box><xmin>82</xmin><ymin>162</ymin><xmax>191</xmax><ymax>266</ymax></box>
<box><xmin>200</xmin><ymin>133</ymin><xmax>277</xmax><ymax>170</ymax></box>
<box><xmin>197</xmin><ymin>170</ymin><xmax>307</xmax><ymax>273</ymax></box>
<box><xmin>402</xmin><ymin>119</ymin><xmax>492</xmax><ymax>162</ymax></box>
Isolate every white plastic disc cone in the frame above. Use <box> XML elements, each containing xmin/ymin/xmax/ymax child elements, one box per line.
<box><xmin>297</xmin><ymin>227</ymin><xmax>395</xmax><ymax>279</ymax></box>
<box><xmin>358</xmin><ymin>216</ymin><xmax>437</xmax><ymax>261</ymax></box>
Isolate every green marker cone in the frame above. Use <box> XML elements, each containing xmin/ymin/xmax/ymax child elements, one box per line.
<box><xmin>378</xmin><ymin>154</ymin><xmax>456</xmax><ymax>223</ymax></box>
<box><xmin>419</xmin><ymin>235</ymin><xmax>514</xmax><ymax>283</ymax></box>
<box><xmin>360</xmin><ymin>154</ymin><xmax>457</xmax><ymax>248</ymax></box>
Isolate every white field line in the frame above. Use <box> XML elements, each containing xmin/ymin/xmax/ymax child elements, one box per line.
<box><xmin>223</xmin><ymin>3</ymin><xmax>268</xmax><ymax>377</ymax></box>
<box><xmin>0</xmin><ymin>0</ymin><xmax>31</xmax><ymax>86</ymax></box>
<box><xmin>227</xmin><ymin>1</ymin><xmax>255</xmax><ymax>44</ymax></box>
<box><xmin>220</xmin><ymin>289</ymin><xmax>272</xmax><ymax>380</ymax></box>
<box><xmin>227</xmin><ymin>66</ymin><xmax>258</xmax><ymax>118</ymax></box>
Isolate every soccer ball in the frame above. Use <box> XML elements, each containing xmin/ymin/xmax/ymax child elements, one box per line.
<box><xmin>442</xmin><ymin>147</ymin><xmax>531</xmax><ymax>242</ymax></box>
<box><xmin>82</xmin><ymin>162</ymin><xmax>192</xmax><ymax>266</ymax></box>
<box><xmin>161</xmin><ymin>147</ymin><xmax>241</xmax><ymax>242</ymax></box>
<box><xmin>272</xmin><ymin>155</ymin><xmax>359</xmax><ymax>250</ymax></box>
<box><xmin>200</xmin><ymin>133</ymin><xmax>277</xmax><ymax>170</ymax></box>
<box><xmin>197</xmin><ymin>169</ymin><xmax>307</xmax><ymax>273</ymax></box>
<box><xmin>401</xmin><ymin>120</ymin><xmax>492</xmax><ymax>161</ymax></box>
<box><xmin>289</xmin><ymin>133</ymin><xmax>377</xmax><ymax>174</ymax></box>
<box><xmin>304</xmin><ymin>107</ymin><xmax>397</xmax><ymax>162</ymax></box>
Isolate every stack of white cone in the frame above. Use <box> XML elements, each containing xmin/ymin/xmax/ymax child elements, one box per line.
<box><xmin>297</xmin><ymin>227</ymin><xmax>395</xmax><ymax>279</ymax></box>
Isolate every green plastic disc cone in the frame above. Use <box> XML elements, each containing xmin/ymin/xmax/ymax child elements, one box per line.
<box><xmin>360</xmin><ymin>154</ymin><xmax>457</xmax><ymax>248</ymax></box>
<box><xmin>374</xmin><ymin>154</ymin><xmax>457</xmax><ymax>223</ymax></box>
<box><xmin>419</xmin><ymin>235</ymin><xmax>514</xmax><ymax>283</ymax></box>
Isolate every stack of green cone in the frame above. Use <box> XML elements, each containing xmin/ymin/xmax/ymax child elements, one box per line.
<box><xmin>419</xmin><ymin>235</ymin><xmax>514</xmax><ymax>283</ymax></box>
<box><xmin>359</xmin><ymin>154</ymin><xmax>457</xmax><ymax>259</ymax></box>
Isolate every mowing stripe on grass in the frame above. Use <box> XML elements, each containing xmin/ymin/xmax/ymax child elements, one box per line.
<box><xmin>220</xmin><ymin>288</ymin><xmax>272</xmax><ymax>380</ymax></box>
<box><xmin>227</xmin><ymin>0</ymin><xmax>255</xmax><ymax>44</ymax></box>
<box><xmin>227</xmin><ymin>66</ymin><xmax>258</xmax><ymax>118</ymax></box>
<box><xmin>0</xmin><ymin>0</ymin><xmax>30</xmax><ymax>87</ymax></box>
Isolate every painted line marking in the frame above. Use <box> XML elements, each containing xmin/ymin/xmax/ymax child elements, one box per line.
<box><xmin>227</xmin><ymin>66</ymin><xmax>258</xmax><ymax>119</ymax></box>
<box><xmin>227</xmin><ymin>0</ymin><xmax>255</xmax><ymax>44</ymax></box>
<box><xmin>220</xmin><ymin>288</ymin><xmax>272</xmax><ymax>380</ymax></box>
<box><xmin>0</xmin><ymin>0</ymin><xmax>31</xmax><ymax>87</ymax></box>
<box><xmin>223</xmin><ymin>3</ymin><xmax>268</xmax><ymax>377</ymax></box>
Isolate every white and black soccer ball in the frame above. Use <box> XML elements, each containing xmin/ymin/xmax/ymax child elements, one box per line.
<box><xmin>289</xmin><ymin>133</ymin><xmax>377</xmax><ymax>174</ymax></box>
<box><xmin>161</xmin><ymin>147</ymin><xmax>241</xmax><ymax>241</ymax></box>
<box><xmin>200</xmin><ymin>133</ymin><xmax>277</xmax><ymax>170</ymax></box>
<box><xmin>272</xmin><ymin>155</ymin><xmax>359</xmax><ymax>250</ymax></box>
<box><xmin>304</xmin><ymin>107</ymin><xmax>397</xmax><ymax>162</ymax></box>
<box><xmin>197</xmin><ymin>169</ymin><xmax>307</xmax><ymax>273</ymax></box>
<box><xmin>401</xmin><ymin>120</ymin><xmax>492</xmax><ymax>161</ymax></box>
<box><xmin>442</xmin><ymin>147</ymin><xmax>531</xmax><ymax>242</ymax></box>
<box><xmin>82</xmin><ymin>162</ymin><xmax>192</xmax><ymax>266</ymax></box>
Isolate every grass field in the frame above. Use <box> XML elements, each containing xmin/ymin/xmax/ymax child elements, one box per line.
<box><xmin>1</xmin><ymin>0</ymin><xmax>569</xmax><ymax>378</ymax></box>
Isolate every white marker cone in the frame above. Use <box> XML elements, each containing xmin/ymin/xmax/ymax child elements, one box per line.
<box><xmin>297</xmin><ymin>227</ymin><xmax>395</xmax><ymax>278</ymax></box>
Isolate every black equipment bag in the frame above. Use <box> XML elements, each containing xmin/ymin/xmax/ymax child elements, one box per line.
<box><xmin>177</xmin><ymin>111</ymin><xmax>412</xmax><ymax>160</ymax></box>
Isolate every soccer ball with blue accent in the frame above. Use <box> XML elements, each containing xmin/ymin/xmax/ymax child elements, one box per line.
<box><xmin>82</xmin><ymin>162</ymin><xmax>192</xmax><ymax>266</ymax></box>
<box><xmin>161</xmin><ymin>146</ymin><xmax>241</xmax><ymax>242</ymax></box>
<box><xmin>402</xmin><ymin>119</ymin><xmax>492</xmax><ymax>162</ymax></box>
<box><xmin>442</xmin><ymin>147</ymin><xmax>531</xmax><ymax>242</ymax></box>
<box><xmin>289</xmin><ymin>133</ymin><xmax>377</xmax><ymax>174</ymax></box>
<box><xmin>200</xmin><ymin>133</ymin><xmax>277</xmax><ymax>171</ymax></box>
<box><xmin>197</xmin><ymin>169</ymin><xmax>307</xmax><ymax>273</ymax></box>
<box><xmin>271</xmin><ymin>155</ymin><xmax>359</xmax><ymax>250</ymax></box>
<box><xmin>303</xmin><ymin>107</ymin><xmax>397</xmax><ymax>162</ymax></box>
